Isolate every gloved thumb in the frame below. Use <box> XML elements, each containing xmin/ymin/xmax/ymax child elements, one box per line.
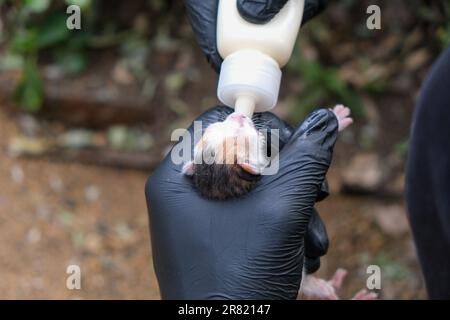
<box><xmin>237</xmin><ymin>0</ymin><xmax>289</xmax><ymax>24</ymax></box>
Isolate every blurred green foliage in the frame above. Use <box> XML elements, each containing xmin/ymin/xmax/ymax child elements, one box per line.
<box><xmin>394</xmin><ymin>139</ymin><xmax>409</xmax><ymax>159</ymax></box>
<box><xmin>374</xmin><ymin>252</ymin><xmax>412</xmax><ymax>281</ymax></box>
<box><xmin>287</xmin><ymin>43</ymin><xmax>364</xmax><ymax>123</ymax></box>
<box><xmin>437</xmin><ymin>1</ymin><xmax>450</xmax><ymax>48</ymax></box>
<box><xmin>1</xmin><ymin>0</ymin><xmax>94</xmax><ymax>111</ymax></box>
<box><xmin>14</xmin><ymin>56</ymin><xmax>43</xmax><ymax>112</ymax></box>
<box><xmin>285</xmin><ymin>0</ymin><xmax>449</xmax><ymax>125</ymax></box>
<box><xmin>0</xmin><ymin>0</ymin><xmax>177</xmax><ymax>112</ymax></box>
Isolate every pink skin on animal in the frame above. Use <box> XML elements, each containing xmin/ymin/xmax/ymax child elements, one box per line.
<box><xmin>332</xmin><ymin>104</ymin><xmax>353</xmax><ymax>132</ymax></box>
<box><xmin>299</xmin><ymin>269</ymin><xmax>378</xmax><ymax>300</ymax></box>
<box><xmin>182</xmin><ymin>110</ymin><xmax>266</xmax><ymax>176</ymax></box>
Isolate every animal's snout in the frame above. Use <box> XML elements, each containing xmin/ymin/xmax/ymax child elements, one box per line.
<box><xmin>228</xmin><ymin>112</ymin><xmax>248</xmax><ymax>126</ymax></box>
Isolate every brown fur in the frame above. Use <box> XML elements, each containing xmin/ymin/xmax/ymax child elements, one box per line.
<box><xmin>190</xmin><ymin>163</ymin><xmax>260</xmax><ymax>200</ymax></box>
<box><xmin>184</xmin><ymin>112</ymin><xmax>269</xmax><ymax>200</ymax></box>
<box><xmin>187</xmin><ymin>128</ymin><xmax>262</xmax><ymax>200</ymax></box>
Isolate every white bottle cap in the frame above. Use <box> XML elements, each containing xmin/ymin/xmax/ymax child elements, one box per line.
<box><xmin>217</xmin><ymin>49</ymin><xmax>282</xmax><ymax>113</ymax></box>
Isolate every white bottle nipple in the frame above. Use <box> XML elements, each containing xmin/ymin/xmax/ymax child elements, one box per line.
<box><xmin>217</xmin><ymin>49</ymin><xmax>282</xmax><ymax>115</ymax></box>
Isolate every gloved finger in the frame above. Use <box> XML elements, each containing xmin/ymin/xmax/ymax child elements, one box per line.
<box><xmin>290</xmin><ymin>108</ymin><xmax>338</xmax><ymax>146</ymax></box>
<box><xmin>305</xmin><ymin>208</ymin><xmax>329</xmax><ymax>259</ymax></box>
<box><xmin>293</xmin><ymin>110</ymin><xmax>333</xmax><ymax>202</ymax></box>
<box><xmin>268</xmin><ymin>109</ymin><xmax>330</xmax><ymax>202</ymax></box>
<box><xmin>258</xmin><ymin>109</ymin><xmax>338</xmax><ymax>219</ymax></box>
<box><xmin>270</xmin><ymin>108</ymin><xmax>338</xmax><ymax>181</ymax></box>
<box><xmin>304</xmin><ymin>209</ymin><xmax>329</xmax><ymax>274</ymax></box>
<box><xmin>316</xmin><ymin>179</ymin><xmax>329</xmax><ymax>201</ymax></box>
<box><xmin>304</xmin><ymin>256</ymin><xmax>321</xmax><ymax>274</ymax></box>
<box><xmin>297</xmin><ymin>107</ymin><xmax>329</xmax><ymax>202</ymax></box>
<box><xmin>264</xmin><ymin>110</ymin><xmax>330</xmax><ymax>203</ymax></box>
<box><xmin>237</xmin><ymin>0</ymin><xmax>327</xmax><ymax>25</ymax></box>
<box><xmin>185</xmin><ymin>0</ymin><xmax>223</xmax><ymax>72</ymax></box>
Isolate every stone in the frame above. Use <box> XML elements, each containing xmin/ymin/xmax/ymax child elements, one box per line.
<box><xmin>373</xmin><ymin>204</ymin><xmax>409</xmax><ymax>236</ymax></box>
<box><xmin>342</xmin><ymin>153</ymin><xmax>385</xmax><ymax>193</ymax></box>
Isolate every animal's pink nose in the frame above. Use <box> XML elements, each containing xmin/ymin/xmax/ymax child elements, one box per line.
<box><xmin>230</xmin><ymin>112</ymin><xmax>244</xmax><ymax>119</ymax></box>
<box><xmin>229</xmin><ymin>112</ymin><xmax>245</xmax><ymax>125</ymax></box>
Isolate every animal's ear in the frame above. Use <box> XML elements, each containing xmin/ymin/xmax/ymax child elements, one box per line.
<box><xmin>182</xmin><ymin>161</ymin><xmax>195</xmax><ymax>175</ymax></box>
<box><xmin>238</xmin><ymin>162</ymin><xmax>262</xmax><ymax>175</ymax></box>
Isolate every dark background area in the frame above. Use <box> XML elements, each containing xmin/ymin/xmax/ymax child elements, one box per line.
<box><xmin>0</xmin><ymin>0</ymin><xmax>449</xmax><ymax>299</ymax></box>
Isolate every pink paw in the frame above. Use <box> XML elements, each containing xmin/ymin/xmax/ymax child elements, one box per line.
<box><xmin>351</xmin><ymin>289</ymin><xmax>378</xmax><ymax>300</ymax></box>
<box><xmin>299</xmin><ymin>268</ymin><xmax>378</xmax><ymax>300</ymax></box>
<box><xmin>331</xmin><ymin>104</ymin><xmax>353</xmax><ymax>132</ymax></box>
<box><xmin>299</xmin><ymin>269</ymin><xmax>347</xmax><ymax>300</ymax></box>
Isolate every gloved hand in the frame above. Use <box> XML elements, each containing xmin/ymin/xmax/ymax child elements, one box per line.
<box><xmin>255</xmin><ymin>111</ymin><xmax>331</xmax><ymax>276</ymax></box>
<box><xmin>145</xmin><ymin>106</ymin><xmax>338</xmax><ymax>299</ymax></box>
<box><xmin>184</xmin><ymin>0</ymin><xmax>328</xmax><ymax>72</ymax></box>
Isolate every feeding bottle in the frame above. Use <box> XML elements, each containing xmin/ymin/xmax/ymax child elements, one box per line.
<box><xmin>217</xmin><ymin>0</ymin><xmax>305</xmax><ymax>117</ymax></box>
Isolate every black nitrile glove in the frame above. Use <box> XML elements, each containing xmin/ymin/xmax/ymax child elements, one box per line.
<box><xmin>255</xmin><ymin>110</ymin><xmax>330</xmax><ymax>275</ymax></box>
<box><xmin>304</xmin><ymin>208</ymin><xmax>329</xmax><ymax>274</ymax></box>
<box><xmin>185</xmin><ymin>0</ymin><xmax>328</xmax><ymax>72</ymax></box>
<box><xmin>145</xmin><ymin>106</ymin><xmax>338</xmax><ymax>299</ymax></box>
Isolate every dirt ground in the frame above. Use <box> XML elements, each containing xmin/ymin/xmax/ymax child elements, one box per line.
<box><xmin>315</xmin><ymin>192</ymin><xmax>426</xmax><ymax>299</ymax></box>
<box><xmin>0</xmin><ymin>108</ymin><xmax>160</xmax><ymax>299</ymax></box>
<box><xmin>0</xmin><ymin>103</ymin><xmax>426</xmax><ymax>299</ymax></box>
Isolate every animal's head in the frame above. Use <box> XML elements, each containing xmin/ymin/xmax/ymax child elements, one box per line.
<box><xmin>182</xmin><ymin>112</ymin><xmax>269</xmax><ymax>176</ymax></box>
